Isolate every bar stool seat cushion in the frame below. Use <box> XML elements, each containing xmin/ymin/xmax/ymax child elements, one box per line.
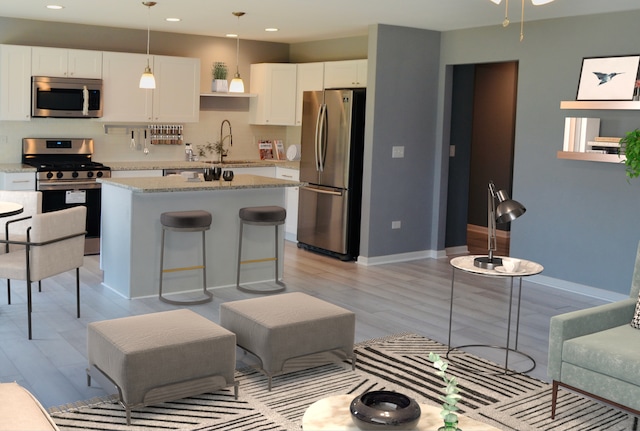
<box><xmin>161</xmin><ymin>210</ymin><xmax>212</xmax><ymax>229</ymax></box>
<box><xmin>239</xmin><ymin>206</ymin><xmax>286</xmax><ymax>224</ymax></box>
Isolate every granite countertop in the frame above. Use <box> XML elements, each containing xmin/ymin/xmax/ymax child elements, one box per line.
<box><xmin>102</xmin><ymin>160</ymin><xmax>300</xmax><ymax>171</ymax></box>
<box><xmin>0</xmin><ymin>164</ymin><xmax>37</xmax><ymax>173</ymax></box>
<box><xmin>98</xmin><ymin>173</ymin><xmax>305</xmax><ymax>193</ymax></box>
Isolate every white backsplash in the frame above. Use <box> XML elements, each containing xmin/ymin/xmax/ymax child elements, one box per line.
<box><xmin>0</xmin><ymin>110</ymin><xmax>290</xmax><ymax>164</ymax></box>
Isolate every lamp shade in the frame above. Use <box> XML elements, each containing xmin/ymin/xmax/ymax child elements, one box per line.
<box><xmin>139</xmin><ymin>66</ymin><xmax>156</xmax><ymax>89</ymax></box>
<box><xmin>229</xmin><ymin>76</ymin><xmax>244</xmax><ymax>93</ymax></box>
<box><xmin>495</xmin><ymin>196</ymin><xmax>526</xmax><ymax>223</ymax></box>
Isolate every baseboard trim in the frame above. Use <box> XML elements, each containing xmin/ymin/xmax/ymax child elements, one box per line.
<box><xmin>358</xmin><ymin>249</ymin><xmax>626</xmax><ymax>303</ymax></box>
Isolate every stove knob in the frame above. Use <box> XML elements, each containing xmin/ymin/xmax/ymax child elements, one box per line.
<box><xmin>96</xmin><ymin>171</ymin><xmax>104</xmax><ymax>178</ymax></box>
<box><xmin>72</xmin><ymin>171</ymin><xmax>79</xmax><ymax>178</ymax></box>
<box><xmin>87</xmin><ymin>171</ymin><xmax>94</xmax><ymax>178</ymax></box>
<box><xmin>46</xmin><ymin>171</ymin><xmax>54</xmax><ymax>179</ymax></box>
<box><xmin>56</xmin><ymin>171</ymin><xmax>64</xmax><ymax>179</ymax></box>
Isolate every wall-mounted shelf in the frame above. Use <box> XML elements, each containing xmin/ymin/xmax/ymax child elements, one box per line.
<box><xmin>560</xmin><ymin>100</ymin><xmax>640</xmax><ymax>110</ymax></box>
<box><xmin>200</xmin><ymin>93</ymin><xmax>256</xmax><ymax>98</ymax></box>
<box><xmin>557</xmin><ymin>151</ymin><xmax>624</xmax><ymax>164</ymax></box>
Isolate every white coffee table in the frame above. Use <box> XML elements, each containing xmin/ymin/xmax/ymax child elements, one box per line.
<box><xmin>302</xmin><ymin>394</ymin><xmax>500</xmax><ymax>430</ymax></box>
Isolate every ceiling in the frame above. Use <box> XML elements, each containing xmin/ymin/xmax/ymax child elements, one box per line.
<box><xmin>0</xmin><ymin>0</ymin><xmax>639</xmax><ymax>44</ymax></box>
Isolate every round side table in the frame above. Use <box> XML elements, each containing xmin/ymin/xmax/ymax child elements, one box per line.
<box><xmin>447</xmin><ymin>255</ymin><xmax>543</xmax><ymax>374</ymax></box>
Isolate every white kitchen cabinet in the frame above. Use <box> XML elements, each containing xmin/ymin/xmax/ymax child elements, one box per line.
<box><xmin>323</xmin><ymin>59</ymin><xmax>367</xmax><ymax>88</ymax></box>
<box><xmin>0</xmin><ymin>44</ymin><xmax>32</xmax><ymax>121</ymax></box>
<box><xmin>275</xmin><ymin>167</ymin><xmax>300</xmax><ymax>242</ymax></box>
<box><xmin>249</xmin><ymin>63</ymin><xmax>297</xmax><ymax>126</ymax></box>
<box><xmin>32</xmin><ymin>47</ymin><xmax>102</xmax><ymax>78</ymax></box>
<box><xmin>101</xmin><ymin>52</ymin><xmax>200</xmax><ymax>123</ymax></box>
<box><xmin>295</xmin><ymin>62</ymin><xmax>324</xmax><ymax>125</ymax></box>
<box><xmin>0</xmin><ymin>172</ymin><xmax>36</xmax><ymax>191</ymax></box>
<box><xmin>152</xmin><ymin>55</ymin><xmax>200</xmax><ymax>123</ymax></box>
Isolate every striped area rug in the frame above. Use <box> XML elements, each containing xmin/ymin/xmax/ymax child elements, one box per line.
<box><xmin>49</xmin><ymin>333</ymin><xmax>635</xmax><ymax>430</ymax></box>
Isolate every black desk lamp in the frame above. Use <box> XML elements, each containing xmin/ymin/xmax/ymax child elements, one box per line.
<box><xmin>474</xmin><ymin>180</ymin><xmax>526</xmax><ymax>270</ymax></box>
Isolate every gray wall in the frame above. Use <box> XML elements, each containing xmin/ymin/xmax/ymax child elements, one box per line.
<box><xmin>360</xmin><ymin>24</ymin><xmax>441</xmax><ymax>258</ymax></box>
<box><xmin>437</xmin><ymin>10</ymin><xmax>640</xmax><ymax>295</ymax></box>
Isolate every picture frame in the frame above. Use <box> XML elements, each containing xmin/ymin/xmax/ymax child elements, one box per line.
<box><xmin>576</xmin><ymin>55</ymin><xmax>640</xmax><ymax>101</ymax></box>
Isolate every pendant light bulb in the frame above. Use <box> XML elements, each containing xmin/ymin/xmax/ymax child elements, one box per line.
<box><xmin>140</xmin><ymin>1</ymin><xmax>156</xmax><ymax>89</ymax></box>
<box><xmin>229</xmin><ymin>12</ymin><xmax>245</xmax><ymax>93</ymax></box>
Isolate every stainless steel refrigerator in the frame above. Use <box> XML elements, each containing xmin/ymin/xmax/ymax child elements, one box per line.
<box><xmin>297</xmin><ymin>88</ymin><xmax>366</xmax><ymax>261</ymax></box>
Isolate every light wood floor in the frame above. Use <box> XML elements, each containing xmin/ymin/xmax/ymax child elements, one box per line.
<box><xmin>0</xmin><ymin>241</ymin><xmax>606</xmax><ymax>409</ymax></box>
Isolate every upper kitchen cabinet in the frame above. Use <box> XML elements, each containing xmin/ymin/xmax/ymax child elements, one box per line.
<box><xmin>295</xmin><ymin>62</ymin><xmax>324</xmax><ymax>126</ymax></box>
<box><xmin>152</xmin><ymin>55</ymin><xmax>200</xmax><ymax>123</ymax></box>
<box><xmin>32</xmin><ymin>47</ymin><xmax>102</xmax><ymax>78</ymax></box>
<box><xmin>323</xmin><ymin>59</ymin><xmax>367</xmax><ymax>88</ymax></box>
<box><xmin>249</xmin><ymin>63</ymin><xmax>297</xmax><ymax>126</ymax></box>
<box><xmin>101</xmin><ymin>51</ymin><xmax>200</xmax><ymax>123</ymax></box>
<box><xmin>0</xmin><ymin>44</ymin><xmax>32</xmax><ymax>121</ymax></box>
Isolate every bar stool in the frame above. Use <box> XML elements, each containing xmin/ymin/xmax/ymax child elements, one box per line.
<box><xmin>159</xmin><ymin>210</ymin><xmax>213</xmax><ymax>305</ymax></box>
<box><xmin>236</xmin><ymin>205</ymin><xmax>286</xmax><ymax>294</ymax></box>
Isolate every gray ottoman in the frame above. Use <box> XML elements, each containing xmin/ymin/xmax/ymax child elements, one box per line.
<box><xmin>220</xmin><ymin>292</ymin><xmax>356</xmax><ymax>390</ymax></box>
<box><xmin>87</xmin><ymin>309</ymin><xmax>238</xmax><ymax>425</ymax></box>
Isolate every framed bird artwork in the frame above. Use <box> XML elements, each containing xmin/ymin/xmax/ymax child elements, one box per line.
<box><xmin>576</xmin><ymin>55</ymin><xmax>640</xmax><ymax>101</ymax></box>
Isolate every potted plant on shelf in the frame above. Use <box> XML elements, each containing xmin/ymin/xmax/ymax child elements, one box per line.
<box><xmin>197</xmin><ymin>141</ymin><xmax>228</xmax><ymax>163</ymax></box>
<box><xmin>429</xmin><ymin>352</ymin><xmax>461</xmax><ymax>431</ymax></box>
<box><xmin>619</xmin><ymin>128</ymin><xmax>640</xmax><ymax>180</ymax></box>
<box><xmin>211</xmin><ymin>61</ymin><xmax>228</xmax><ymax>92</ymax></box>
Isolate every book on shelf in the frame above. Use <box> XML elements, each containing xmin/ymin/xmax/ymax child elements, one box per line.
<box><xmin>594</xmin><ymin>136</ymin><xmax>622</xmax><ymax>144</ymax></box>
<box><xmin>258</xmin><ymin>140</ymin><xmax>274</xmax><ymax>160</ymax></box>
<box><xmin>274</xmin><ymin>140</ymin><xmax>286</xmax><ymax>160</ymax></box>
<box><xmin>588</xmin><ymin>140</ymin><xmax>620</xmax><ymax>148</ymax></box>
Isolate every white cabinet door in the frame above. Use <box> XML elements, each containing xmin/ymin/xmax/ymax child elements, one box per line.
<box><xmin>0</xmin><ymin>172</ymin><xmax>36</xmax><ymax>190</ymax></box>
<box><xmin>101</xmin><ymin>51</ymin><xmax>153</xmax><ymax>122</ymax></box>
<box><xmin>152</xmin><ymin>55</ymin><xmax>200</xmax><ymax>123</ymax></box>
<box><xmin>32</xmin><ymin>47</ymin><xmax>102</xmax><ymax>78</ymax></box>
<box><xmin>0</xmin><ymin>44</ymin><xmax>31</xmax><ymax>121</ymax></box>
<box><xmin>102</xmin><ymin>52</ymin><xmax>199</xmax><ymax>123</ymax></box>
<box><xmin>324</xmin><ymin>59</ymin><xmax>367</xmax><ymax>88</ymax></box>
<box><xmin>249</xmin><ymin>63</ymin><xmax>297</xmax><ymax>126</ymax></box>
<box><xmin>276</xmin><ymin>167</ymin><xmax>300</xmax><ymax>242</ymax></box>
<box><xmin>295</xmin><ymin>62</ymin><xmax>324</xmax><ymax>126</ymax></box>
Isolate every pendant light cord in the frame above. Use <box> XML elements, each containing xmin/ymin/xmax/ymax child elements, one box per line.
<box><xmin>146</xmin><ymin>4</ymin><xmax>151</xmax><ymax>66</ymax></box>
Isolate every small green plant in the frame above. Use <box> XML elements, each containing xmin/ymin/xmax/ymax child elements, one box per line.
<box><xmin>212</xmin><ymin>62</ymin><xmax>228</xmax><ymax>80</ymax></box>
<box><xmin>620</xmin><ymin>129</ymin><xmax>640</xmax><ymax>180</ymax></box>
<box><xmin>429</xmin><ymin>352</ymin><xmax>461</xmax><ymax>430</ymax></box>
<box><xmin>196</xmin><ymin>141</ymin><xmax>228</xmax><ymax>162</ymax></box>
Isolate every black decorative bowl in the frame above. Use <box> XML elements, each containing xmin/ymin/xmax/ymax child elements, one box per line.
<box><xmin>350</xmin><ymin>391</ymin><xmax>421</xmax><ymax>430</ymax></box>
<box><xmin>222</xmin><ymin>170</ymin><xmax>234</xmax><ymax>181</ymax></box>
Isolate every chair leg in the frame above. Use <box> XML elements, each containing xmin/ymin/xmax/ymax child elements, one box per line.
<box><xmin>76</xmin><ymin>267</ymin><xmax>80</xmax><ymax>318</ymax></box>
<box><xmin>158</xmin><ymin>228</ymin><xmax>166</xmax><ymax>300</ymax></box>
<box><xmin>551</xmin><ymin>380</ymin><xmax>558</xmax><ymax>419</ymax></box>
<box><xmin>236</xmin><ymin>222</ymin><xmax>244</xmax><ymax>289</ymax></box>
<box><xmin>7</xmin><ymin>279</ymin><xmax>10</xmax><ymax>304</ymax></box>
<box><xmin>27</xmin><ymin>282</ymin><xmax>33</xmax><ymax>340</ymax></box>
<box><xmin>38</xmin><ymin>280</ymin><xmax>42</xmax><ymax>293</ymax></box>
<box><xmin>274</xmin><ymin>224</ymin><xmax>285</xmax><ymax>288</ymax></box>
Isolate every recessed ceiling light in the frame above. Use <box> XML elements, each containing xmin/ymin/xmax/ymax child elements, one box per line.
<box><xmin>165</xmin><ymin>18</ymin><xmax>181</xmax><ymax>22</ymax></box>
<box><xmin>265</xmin><ymin>28</ymin><xmax>279</xmax><ymax>32</ymax></box>
<box><xmin>46</xmin><ymin>5</ymin><xmax>64</xmax><ymax>10</ymax></box>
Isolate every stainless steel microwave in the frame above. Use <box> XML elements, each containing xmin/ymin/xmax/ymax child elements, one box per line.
<box><xmin>31</xmin><ymin>76</ymin><xmax>103</xmax><ymax>118</ymax></box>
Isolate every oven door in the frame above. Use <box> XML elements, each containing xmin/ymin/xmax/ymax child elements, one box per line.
<box><xmin>40</xmin><ymin>185</ymin><xmax>101</xmax><ymax>255</ymax></box>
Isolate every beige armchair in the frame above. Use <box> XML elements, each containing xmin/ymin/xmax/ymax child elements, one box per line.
<box><xmin>0</xmin><ymin>206</ymin><xmax>86</xmax><ymax>339</ymax></box>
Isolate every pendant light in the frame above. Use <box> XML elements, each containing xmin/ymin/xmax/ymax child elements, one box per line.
<box><xmin>490</xmin><ymin>0</ymin><xmax>554</xmax><ymax>41</ymax></box>
<box><xmin>139</xmin><ymin>1</ymin><xmax>157</xmax><ymax>89</ymax></box>
<box><xmin>229</xmin><ymin>12</ymin><xmax>245</xmax><ymax>93</ymax></box>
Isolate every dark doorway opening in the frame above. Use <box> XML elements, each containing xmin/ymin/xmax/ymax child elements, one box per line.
<box><xmin>445</xmin><ymin>61</ymin><xmax>519</xmax><ymax>256</ymax></box>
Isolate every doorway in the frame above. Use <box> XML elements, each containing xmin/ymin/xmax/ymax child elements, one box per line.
<box><xmin>445</xmin><ymin>61</ymin><xmax>519</xmax><ymax>256</ymax></box>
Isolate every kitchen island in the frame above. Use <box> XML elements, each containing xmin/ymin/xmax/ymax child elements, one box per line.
<box><xmin>99</xmin><ymin>174</ymin><xmax>304</xmax><ymax>299</ymax></box>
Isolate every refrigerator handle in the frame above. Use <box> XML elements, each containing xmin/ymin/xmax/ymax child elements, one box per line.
<box><xmin>301</xmin><ymin>186</ymin><xmax>343</xmax><ymax>196</ymax></box>
<box><xmin>317</xmin><ymin>103</ymin><xmax>327</xmax><ymax>172</ymax></box>
<box><xmin>314</xmin><ymin>104</ymin><xmax>323</xmax><ymax>172</ymax></box>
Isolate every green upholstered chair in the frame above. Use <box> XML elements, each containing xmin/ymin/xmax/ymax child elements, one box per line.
<box><xmin>548</xmin><ymin>242</ymin><xmax>640</xmax><ymax>427</ymax></box>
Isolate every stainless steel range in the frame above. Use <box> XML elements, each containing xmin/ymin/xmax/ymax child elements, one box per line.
<box><xmin>22</xmin><ymin>138</ymin><xmax>111</xmax><ymax>255</ymax></box>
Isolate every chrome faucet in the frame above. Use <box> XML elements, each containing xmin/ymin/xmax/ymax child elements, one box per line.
<box><xmin>219</xmin><ymin>119</ymin><xmax>233</xmax><ymax>163</ymax></box>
